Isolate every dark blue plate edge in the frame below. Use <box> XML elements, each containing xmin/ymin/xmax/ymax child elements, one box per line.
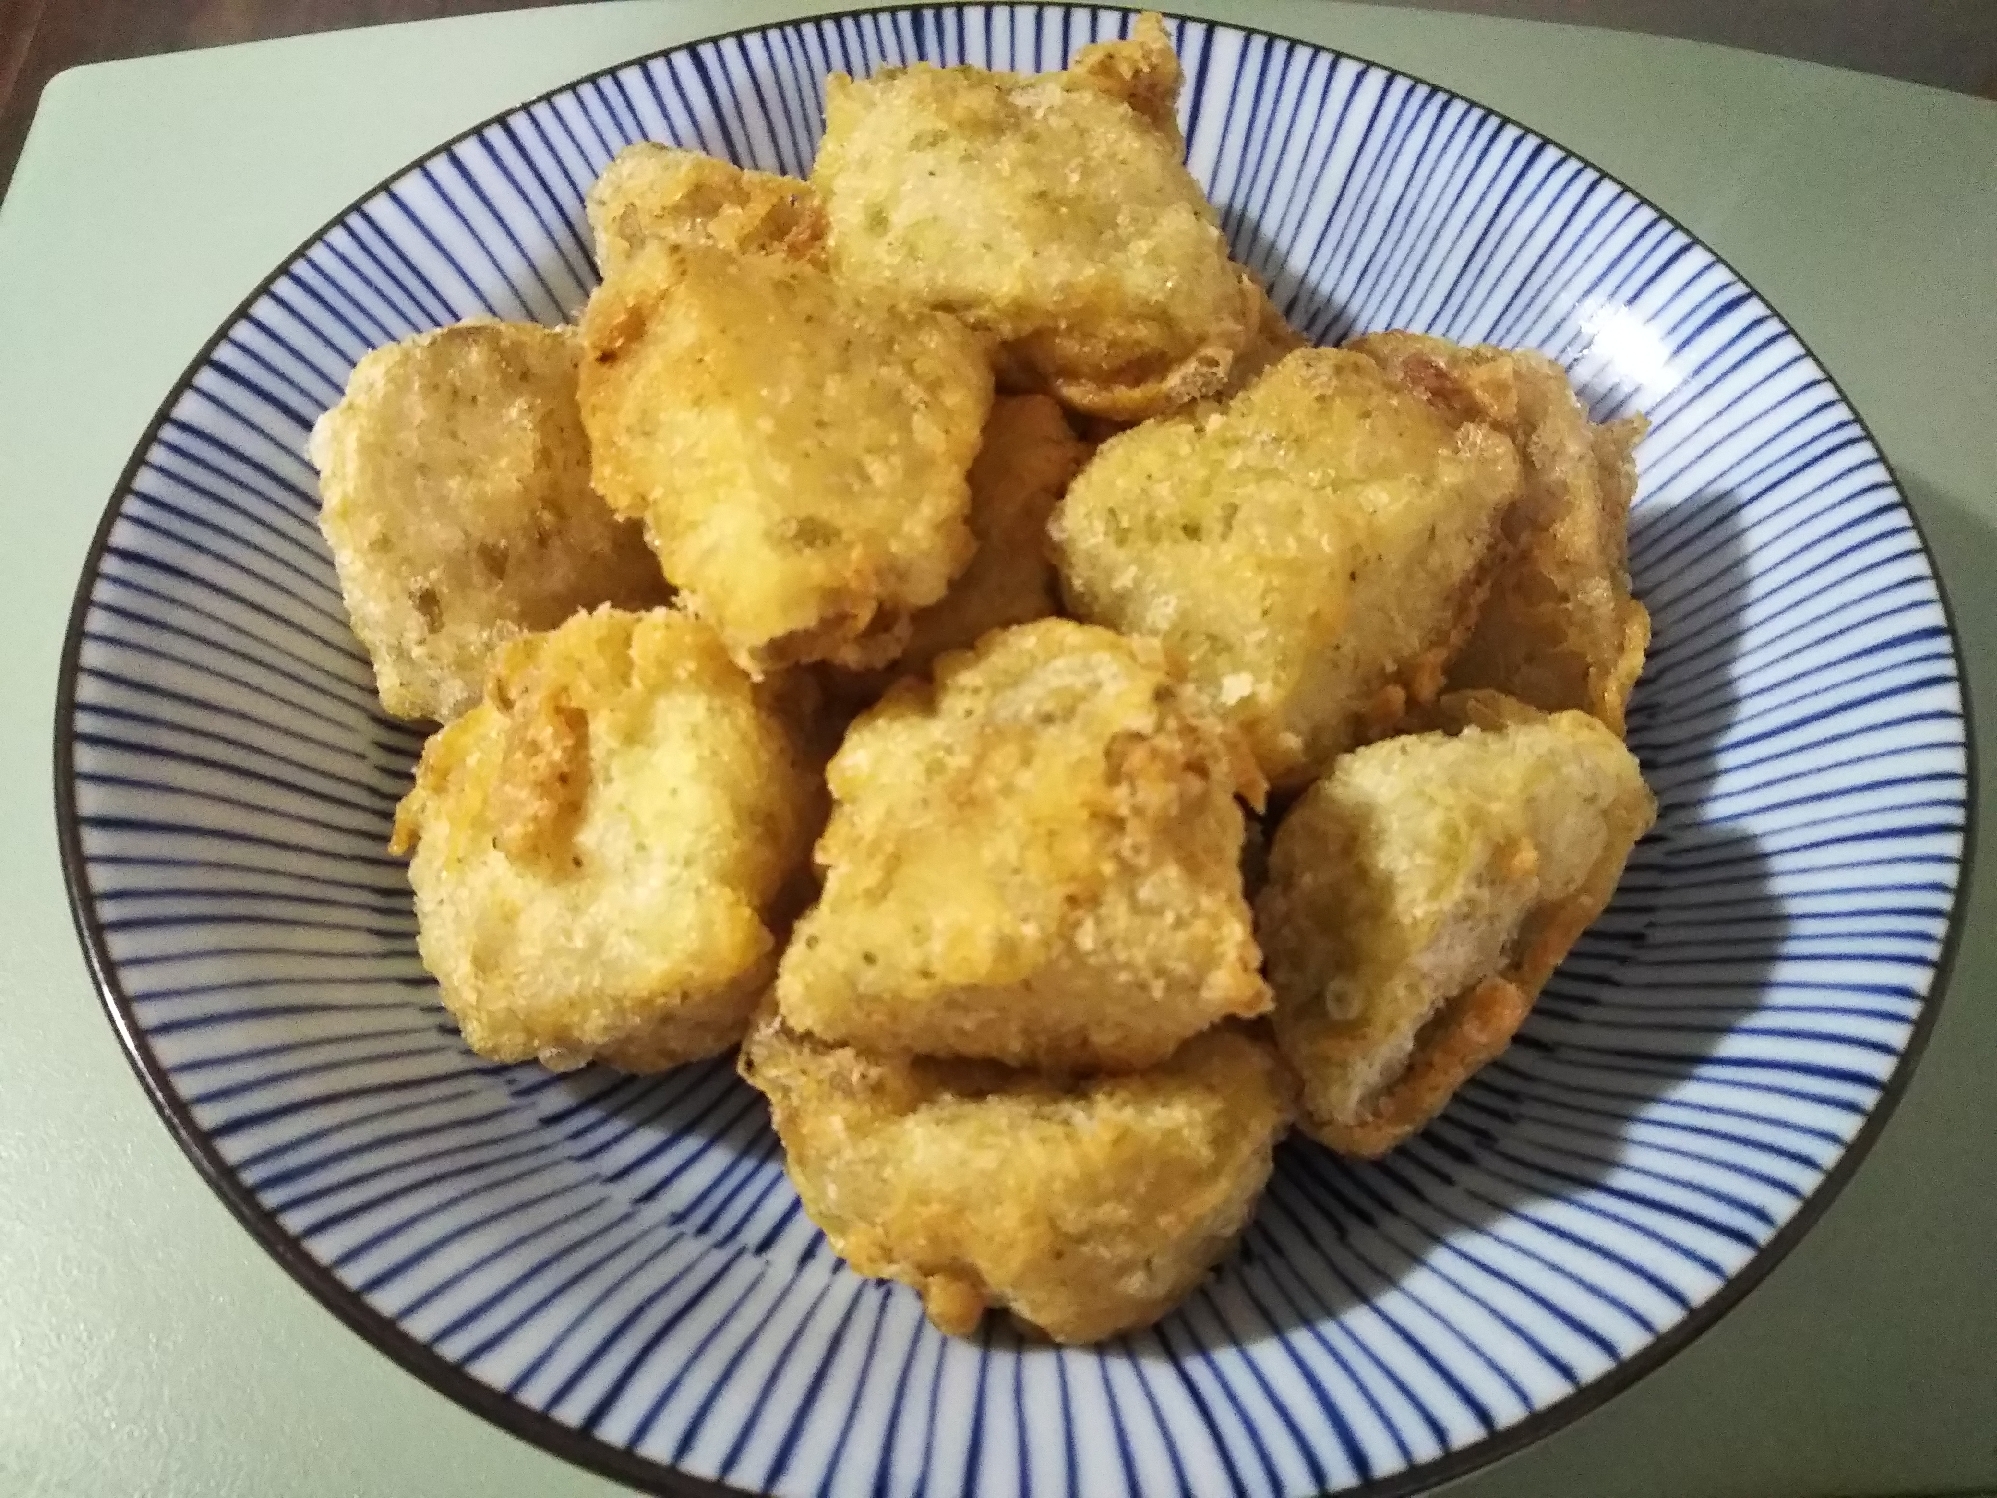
<box><xmin>47</xmin><ymin>6</ymin><xmax>1979</xmax><ymax>1497</ymax></box>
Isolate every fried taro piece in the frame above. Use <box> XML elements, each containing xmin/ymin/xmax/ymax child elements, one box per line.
<box><xmin>1350</xmin><ymin>331</ymin><xmax>1649</xmax><ymax>734</ymax></box>
<box><xmin>311</xmin><ymin>320</ymin><xmax>667</xmax><ymax>722</ymax></box>
<box><xmin>391</xmin><ymin>607</ymin><xmax>825</xmax><ymax>1073</ymax></box>
<box><xmin>585</xmin><ymin>142</ymin><xmax>827</xmax><ymax>278</ymax></box>
<box><xmin>1257</xmin><ymin>699</ymin><xmax>1654</xmax><ymax>1155</ymax></box>
<box><xmin>578</xmin><ymin>241</ymin><xmax>992</xmax><ymax>675</ymax></box>
<box><xmin>741</xmin><ymin>1014</ymin><xmax>1292</xmax><ymax>1342</ymax></box>
<box><xmin>831</xmin><ymin>393</ymin><xmax>1091</xmax><ymax>704</ymax></box>
<box><xmin>1052</xmin><ymin>347</ymin><xmax>1522</xmax><ymax>788</ymax></box>
<box><xmin>812</xmin><ymin>13</ymin><xmax>1262</xmax><ymax>420</ymax></box>
<box><xmin>778</xmin><ymin>619</ymin><xmax>1270</xmax><ymax>1072</ymax></box>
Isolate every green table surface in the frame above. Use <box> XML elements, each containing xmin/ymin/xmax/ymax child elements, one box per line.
<box><xmin>1</xmin><ymin>3</ymin><xmax>1992</xmax><ymax>1495</ymax></box>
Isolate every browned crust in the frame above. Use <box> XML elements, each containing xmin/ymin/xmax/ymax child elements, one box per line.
<box><xmin>1375</xmin><ymin>344</ymin><xmax>1528</xmax><ymax>435</ymax></box>
<box><xmin>588</xmin><ymin>144</ymin><xmax>828</xmax><ymax>275</ymax></box>
<box><xmin>1351</xmin><ymin>525</ymin><xmax>1510</xmax><ymax>749</ymax></box>
<box><xmin>1595</xmin><ymin>591</ymin><xmax>1653</xmax><ymax>738</ymax></box>
<box><xmin>1349</xmin><ymin>332</ymin><xmax>1652</xmax><ymax>742</ymax></box>
<box><xmin>1306</xmin><ymin>975</ymin><xmax>1533</xmax><ymax>1158</ymax></box>
<box><xmin>1404</xmin><ymin>687</ymin><xmax>1550</xmax><ymax>735</ymax></box>
<box><xmin>1068</xmin><ymin>11</ymin><xmax>1185</xmax><ymax>145</ymax></box>
<box><xmin>488</xmin><ymin>692</ymin><xmax>590</xmax><ymax>870</ymax></box>
<box><xmin>1038</xmin><ymin>263</ymin><xmax>1265</xmax><ymax>421</ymax></box>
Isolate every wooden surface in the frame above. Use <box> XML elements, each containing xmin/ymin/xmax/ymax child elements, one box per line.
<box><xmin>3</xmin><ymin>0</ymin><xmax>1990</xmax><ymax>200</ymax></box>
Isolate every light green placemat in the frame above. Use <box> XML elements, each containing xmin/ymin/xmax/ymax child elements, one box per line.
<box><xmin>1</xmin><ymin>3</ymin><xmax>1991</xmax><ymax>1495</ymax></box>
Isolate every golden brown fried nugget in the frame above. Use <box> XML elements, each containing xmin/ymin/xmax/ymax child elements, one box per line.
<box><xmin>778</xmin><ymin>619</ymin><xmax>1270</xmax><ymax>1071</ymax></box>
<box><xmin>585</xmin><ymin>142</ymin><xmax>826</xmax><ymax>279</ymax></box>
<box><xmin>310</xmin><ymin>320</ymin><xmax>667</xmax><ymax>722</ymax></box>
<box><xmin>1349</xmin><ymin>332</ymin><xmax>1650</xmax><ymax>734</ymax></box>
<box><xmin>740</xmin><ymin>1014</ymin><xmax>1292</xmax><ymax>1342</ymax></box>
<box><xmin>1051</xmin><ymin>348</ymin><xmax>1522</xmax><ymax>789</ymax></box>
<box><xmin>838</xmin><ymin>394</ymin><xmax>1090</xmax><ymax>697</ymax></box>
<box><xmin>390</xmin><ymin>607</ymin><xmax>825</xmax><ymax>1072</ymax></box>
<box><xmin>1257</xmin><ymin>702</ymin><xmax>1654</xmax><ymax>1155</ymax></box>
<box><xmin>578</xmin><ymin>241</ymin><xmax>992</xmax><ymax>676</ymax></box>
<box><xmin>812</xmin><ymin>13</ymin><xmax>1262</xmax><ymax>420</ymax></box>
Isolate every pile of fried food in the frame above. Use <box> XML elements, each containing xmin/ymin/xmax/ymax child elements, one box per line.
<box><xmin>310</xmin><ymin>15</ymin><xmax>1657</xmax><ymax>1346</ymax></box>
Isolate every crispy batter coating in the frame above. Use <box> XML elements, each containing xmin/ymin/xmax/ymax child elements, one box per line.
<box><xmin>1349</xmin><ymin>332</ymin><xmax>1650</xmax><ymax>734</ymax></box>
<box><xmin>778</xmin><ymin>619</ymin><xmax>1270</xmax><ymax>1071</ymax></box>
<box><xmin>577</xmin><ymin>240</ymin><xmax>992</xmax><ymax>676</ymax></box>
<box><xmin>811</xmin><ymin>13</ymin><xmax>1262</xmax><ymax>420</ymax></box>
<box><xmin>1068</xmin><ymin>10</ymin><xmax>1187</xmax><ymax>142</ymax></box>
<box><xmin>1406</xmin><ymin>686</ymin><xmax>1549</xmax><ymax>734</ymax></box>
<box><xmin>1051</xmin><ymin>348</ymin><xmax>1523</xmax><ymax>789</ymax></box>
<box><xmin>837</xmin><ymin>395</ymin><xmax>1090</xmax><ymax>699</ymax></box>
<box><xmin>740</xmin><ymin>1013</ymin><xmax>1293</xmax><ymax>1342</ymax></box>
<box><xmin>390</xmin><ymin>607</ymin><xmax>825</xmax><ymax>1072</ymax></box>
<box><xmin>1257</xmin><ymin>699</ymin><xmax>1654</xmax><ymax>1154</ymax></box>
<box><xmin>585</xmin><ymin>142</ymin><xmax>827</xmax><ymax>279</ymax></box>
<box><xmin>1225</xmin><ymin>281</ymin><xmax>1311</xmax><ymax>394</ymax></box>
<box><xmin>894</xmin><ymin>395</ymin><xmax>1090</xmax><ymax>674</ymax></box>
<box><xmin>310</xmin><ymin>320</ymin><xmax>667</xmax><ymax>722</ymax></box>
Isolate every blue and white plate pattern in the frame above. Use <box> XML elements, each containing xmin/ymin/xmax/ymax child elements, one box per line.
<box><xmin>56</xmin><ymin>7</ymin><xmax>1971</xmax><ymax>1497</ymax></box>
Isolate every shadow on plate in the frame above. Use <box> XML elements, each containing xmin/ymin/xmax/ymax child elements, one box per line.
<box><xmin>499</xmin><ymin>1054</ymin><xmax>781</xmax><ymax>1229</ymax></box>
<box><xmin>1231</xmin><ymin>216</ymin><xmax>1347</xmax><ymax>348</ymax></box>
<box><xmin>1172</xmin><ymin>482</ymin><xmax>1787</xmax><ymax>1347</ymax></box>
